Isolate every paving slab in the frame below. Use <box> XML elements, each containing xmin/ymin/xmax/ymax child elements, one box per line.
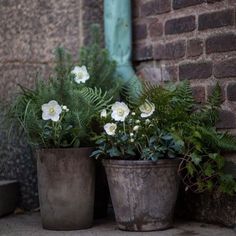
<box><xmin>0</xmin><ymin>213</ymin><xmax>235</xmax><ymax>236</ymax></box>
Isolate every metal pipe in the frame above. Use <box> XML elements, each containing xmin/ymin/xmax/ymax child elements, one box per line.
<box><xmin>104</xmin><ymin>0</ymin><xmax>141</xmax><ymax>99</ymax></box>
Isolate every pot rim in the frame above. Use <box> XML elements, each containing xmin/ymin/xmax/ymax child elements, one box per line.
<box><xmin>35</xmin><ymin>147</ymin><xmax>94</xmax><ymax>152</ymax></box>
<box><xmin>102</xmin><ymin>158</ymin><xmax>179</xmax><ymax>168</ymax></box>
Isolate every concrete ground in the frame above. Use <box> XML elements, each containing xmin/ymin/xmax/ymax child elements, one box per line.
<box><xmin>0</xmin><ymin>213</ymin><xmax>235</xmax><ymax>236</ymax></box>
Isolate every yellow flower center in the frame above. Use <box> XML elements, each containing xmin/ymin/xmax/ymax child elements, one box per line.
<box><xmin>49</xmin><ymin>107</ymin><xmax>55</xmax><ymax>115</ymax></box>
<box><xmin>109</xmin><ymin>126</ymin><xmax>116</xmax><ymax>132</ymax></box>
<box><xmin>117</xmin><ymin>108</ymin><xmax>125</xmax><ymax>116</ymax></box>
<box><xmin>77</xmin><ymin>72</ymin><xmax>84</xmax><ymax>79</ymax></box>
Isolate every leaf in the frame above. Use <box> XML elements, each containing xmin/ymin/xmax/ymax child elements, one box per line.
<box><xmin>90</xmin><ymin>149</ymin><xmax>103</xmax><ymax>158</ymax></box>
<box><xmin>209</xmin><ymin>153</ymin><xmax>225</xmax><ymax>169</ymax></box>
<box><xmin>204</xmin><ymin>163</ymin><xmax>214</xmax><ymax>177</ymax></box>
<box><xmin>190</xmin><ymin>153</ymin><xmax>202</xmax><ymax>165</ymax></box>
<box><xmin>186</xmin><ymin>162</ymin><xmax>195</xmax><ymax>176</ymax></box>
<box><xmin>108</xmin><ymin>147</ymin><xmax>121</xmax><ymax>157</ymax></box>
<box><xmin>206</xmin><ymin>180</ymin><xmax>213</xmax><ymax>191</ymax></box>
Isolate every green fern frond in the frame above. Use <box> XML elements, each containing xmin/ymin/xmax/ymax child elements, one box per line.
<box><xmin>79</xmin><ymin>87</ymin><xmax>112</xmax><ymax>112</ymax></box>
<box><xmin>193</xmin><ymin>83</ymin><xmax>221</xmax><ymax>127</ymax></box>
<box><xmin>208</xmin><ymin>83</ymin><xmax>221</xmax><ymax>108</ymax></box>
<box><xmin>196</xmin><ymin>126</ymin><xmax>236</xmax><ymax>152</ymax></box>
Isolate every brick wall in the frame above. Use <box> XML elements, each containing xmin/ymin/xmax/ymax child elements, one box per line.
<box><xmin>132</xmin><ymin>0</ymin><xmax>236</xmax><ymax>130</ymax></box>
<box><xmin>0</xmin><ymin>0</ymin><xmax>103</xmax><ymax>102</ymax></box>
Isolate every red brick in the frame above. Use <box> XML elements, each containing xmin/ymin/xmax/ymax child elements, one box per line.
<box><xmin>214</xmin><ymin>58</ymin><xmax>236</xmax><ymax>78</ymax></box>
<box><xmin>228</xmin><ymin>0</ymin><xmax>236</xmax><ymax>6</ymax></box>
<box><xmin>165</xmin><ymin>16</ymin><xmax>196</xmax><ymax>35</ymax></box>
<box><xmin>216</xmin><ymin>110</ymin><xmax>236</xmax><ymax>129</ymax></box>
<box><xmin>227</xmin><ymin>83</ymin><xmax>236</xmax><ymax>101</ymax></box>
<box><xmin>179</xmin><ymin>62</ymin><xmax>212</xmax><ymax>80</ymax></box>
<box><xmin>173</xmin><ymin>0</ymin><xmax>204</xmax><ymax>10</ymax></box>
<box><xmin>206</xmin><ymin>33</ymin><xmax>236</xmax><ymax>54</ymax></box>
<box><xmin>187</xmin><ymin>38</ymin><xmax>203</xmax><ymax>57</ymax></box>
<box><xmin>133</xmin><ymin>43</ymin><xmax>153</xmax><ymax>61</ymax></box>
<box><xmin>161</xmin><ymin>66</ymin><xmax>178</xmax><ymax>81</ymax></box>
<box><xmin>148</xmin><ymin>19</ymin><xmax>163</xmax><ymax>38</ymax></box>
<box><xmin>137</xmin><ymin>66</ymin><xmax>162</xmax><ymax>83</ymax></box>
<box><xmin>153</xmin><ymin>40</ymin><xmax>186</xmax><ymax>60</ymax></box>
<box><xmin>199</xmin><ymin>10</ymin><xmax>234</xmax><ymax>31</ymax></box>
<box><xmin>206</xmin><ymin>0</ymin><xmax>223</xmax><ymax>3</ymax></box>
<box><xmin>140</xmin><ymin>0</ymin><xmax>171</xmax><ymax>17</ymax></box>
<box><xmin>191</xmin><ymin>86</ymin><xmax>206</xmax><ymax>103</ymax></box>
<box><xmin>133</xmin><ymin>23</ymin><xmax>147</xmax><ymax>40</ymax></box>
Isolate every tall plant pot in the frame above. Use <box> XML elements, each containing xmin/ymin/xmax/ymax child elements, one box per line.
<box><xmin>103</xmin><ymin>159</ymin><xmax>179</xmax><ymax>231</ymax></box>
<box><xmin>36</xmin><ymin>148</ymin><xmax>95</xmax><ymax>230</ymax></box>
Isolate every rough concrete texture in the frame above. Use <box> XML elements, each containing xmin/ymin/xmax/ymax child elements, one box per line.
<box><xmin>0</xmin><ymin>113</ymin><xmax>38</xmax><ymax>210</ymax></box>
<box><xmin>0</xmin><ymin>213</ymin><xmax>235</xmax><ymax>236</ymax></box>
<box><xmin>0</xmin><ymin>0</ymin><xmax>103</xmax><ymax>210</ymax></box>
<box><xmin>0</xmin><ymin>0</ymin><xmax>103</xmax><ymax>102</ymax></box>
<box><xmin>177</xmin><ymin>188</ymin><xmax>236</xmax><ymax>227</ymax></box>
<box><xmin>0</xmin><ymin>180</ymin><xmax>19</xmax><ymax>217</ymax></box>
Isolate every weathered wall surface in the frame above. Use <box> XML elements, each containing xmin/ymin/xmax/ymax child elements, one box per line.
<box><xmin>0</xmin><ymin>0</ymin><xmax>103</xmax><ymax>210</ymax></box>
<box><xmin>0</xmin><ymin>0</ymin><xmax>103</xmax><ymax>102</ymax></box>
<box><xmin>132</xmin><ymin>0</ymin><xmax>236</xmax><ymax>130</ymax></box>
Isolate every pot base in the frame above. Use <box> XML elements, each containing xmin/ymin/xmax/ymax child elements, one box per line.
<box><xmin>117</xmin><ymin>221</ymin><xmax>172</xmax><ymax>231</ymax></box>
<box><xmin>42</xmin><ymin>222</ymin><xmax>93</xmax><ymax>231</ymax></box>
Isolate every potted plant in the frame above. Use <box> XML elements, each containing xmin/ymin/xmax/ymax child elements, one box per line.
<box><xmin>92</xmin><ymin>82</ymin><xmax>236</xmax><ymax>231</ymax></box>
<box><xmin>9</xmin><ymin>46</ymin><xmax>115</xmax><ymax>230</ymax></box>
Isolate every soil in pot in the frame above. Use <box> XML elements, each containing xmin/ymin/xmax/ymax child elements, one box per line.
<box><xmin>36</xmin><ymin>147</ymin><xmax>95</xmax><ymax>230</ymax></box>
<box><xmin>103</xmin><ymin>159</ymin><xmax>180</xmax><ymax>231</ymax></box>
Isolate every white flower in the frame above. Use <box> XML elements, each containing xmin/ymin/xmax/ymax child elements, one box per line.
<box><xmin>135</xmin><ymin>120</ymin><xmax>140</xmax><ymax>124</ymax></box>
<box><xmin>104</xmin><ymin>123</ymin><xmax>117</xmax><ymax>136</ymax></box>
<box><xmin>131</xmin><ymin>112</ymin><xmax>136</xmax><ymax>116</ymax></box>
<box><xmin>130</xmin><ymin>133</ymin><xmax>134</xmax><ymax>136</ymax></box>
<box><xmin>100</xmin><ymin>109</ymin><xmax>107</xmax><ymax>118</ymax></box>
<box><xmin>111</xmin><ymin>102</ymin><xmax>130</xmax><ymax>122</ymax></box>
<box><xmin>133</xmin><ymin>125</ymin><xmax>139</xmax><ymax>131</ymax></box>
<box><xmin>71</xmin><ymin>65</ymin><xmax>90</xmax><ymax>84</ymax></box>
<box><xmin>130</xmin><ymin>138</ymin><xmax>134</xmax><ymax>142</ymax></box>
<box><xmin>139</xmin><ymin>100</ymin><xmax>155</xmax><ymax>118</ymax></box>
<box><xmin>61</xmin><ymin>105</ymin><xmax>69</xmax><ymax>112</ymax></box>
<box><xmin>42</xmin><ymin>100</ymin><xmax>62</xmax><ymax>122</ymax></box>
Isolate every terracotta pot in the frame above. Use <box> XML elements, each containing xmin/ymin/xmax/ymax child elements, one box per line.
<box><xmin>103</xmin><ymin>159</ymin><xmax>180</xmax><ymax>231</ymax></box>
<box><xmin>36</xmin><ymin>148</ymin><xmax>95</xmax><ymax>230</ymax></box>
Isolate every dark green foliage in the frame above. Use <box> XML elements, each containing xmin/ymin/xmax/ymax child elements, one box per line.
<box><xmin>79</xmin><ymin>24</ymin><xmax>122</xmax><ymax>100</ymax></box>
<box><xmin>138</xmin><ymin>81</ymin><xmax>194</xmax><ymax>130</ymax></box>
<box><xmin>10</xmin><ymin>48</ymin><xmax>112</xmax><ymax>148</ymax></box>
<box><xmin>139</xmin><ymin>81</ymin><xmax>236</xmax><ymax>194</ymax></box>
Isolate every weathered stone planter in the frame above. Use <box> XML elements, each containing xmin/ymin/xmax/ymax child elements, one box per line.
<box><xmin>36</xmin><ymin>148</ymin><xmax>95</xmax><ymax>230</ymax></box>
<box><xmin>103</xmin><ymin>159</ymin><xmax>180</xmax><ymax>231</ymax></box>
<box><xmin>0</xmin><ymin>180</ymin><xmax>19</xmax><ymax>217</ymax></box>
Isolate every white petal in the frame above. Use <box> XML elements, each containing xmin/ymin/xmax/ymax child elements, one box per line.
<box><xmin>42</xmin><ymin>104</ymin><xmax>49</xmax><ymax>112</ymax></box>
<box><xmin>55</xmin><ymin>104</ymin><xmax>62</xmax><ymax>114</ymax></box>
<box><xmin>51</xmin><ymin>114</ymin><xmax>60</xmax><ymax>122</ymax></box>
<box><xmin>42</xmin><ymin>112</ymin><xmax>50</xmax><ymax>120</ymax></box>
